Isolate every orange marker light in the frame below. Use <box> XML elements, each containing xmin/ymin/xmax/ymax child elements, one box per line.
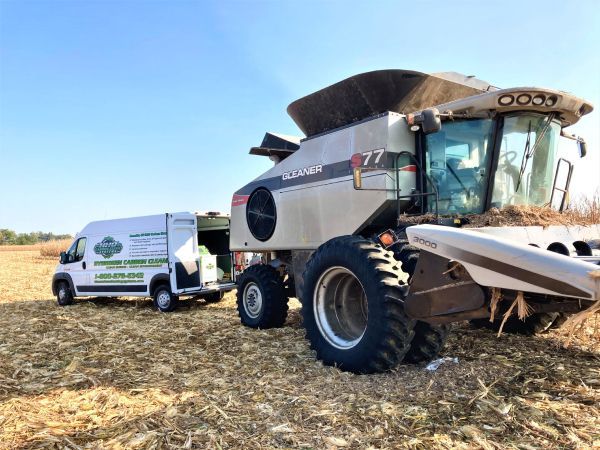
<box><xmin>379</xmin><ymin>232</ymin><xmax>395</xmax><ymax>247</ymax></box>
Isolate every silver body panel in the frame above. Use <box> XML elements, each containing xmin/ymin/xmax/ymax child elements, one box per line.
<box><xmin>230</xmin><ymin>113</ymin><xmax>416</xmax><ymax>251</ymax></box>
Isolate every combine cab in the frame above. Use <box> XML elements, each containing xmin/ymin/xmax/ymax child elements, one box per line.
<box><xmin>230</xmin><ymin>69</ymin><xmax>599</xmax><ymax>373</ymax></box>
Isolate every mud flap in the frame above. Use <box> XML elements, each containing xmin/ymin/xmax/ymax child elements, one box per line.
<box><xmin>405</xmin><ymin>251</ymin><xmax>486</xmax><ymax>322</ymax></box>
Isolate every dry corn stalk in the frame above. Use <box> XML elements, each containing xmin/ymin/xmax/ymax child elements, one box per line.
<box><xmin>489</xmin><ymin>288</ymin><xmax>502</xmax><ymax>322</ymax></box>
<box><xmin>562</xmin><ymin>300</ymin><xmax>600</xmax><ymax>346</ymax></box>
<box><xmin>516</xmin><ymin>291</ymin><xmax>533</xmax><ymax>320</ymax></box>
<box><xmin>497</xmin><ymin>291</ymin><xmax>531</xmax><ymax>336</ymax></box>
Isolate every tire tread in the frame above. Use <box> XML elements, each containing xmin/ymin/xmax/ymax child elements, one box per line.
<box><xmin>302</xmin><ymin>235</ymin><xmax>415</xmax><ymax>373</ymax></box>
<box><xmin>236</xmin><ymin>264</ymin><xmax>288</xmax><ymax>328</ymax></box>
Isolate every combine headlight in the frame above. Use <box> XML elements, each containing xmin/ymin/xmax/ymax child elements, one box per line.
<box><xmin>532</xmin><ymin>94</ymin><xmax>546</xmax><ymax>106</ymax></box>
<box><xmin>546</xmin><ymin>95</ymin><xmax>558</xmax><ymax>107</ymax></box>
<box><xmin>516</xmin><ymin>94</ymin><xmax>532</xmax><ymax>105</ymax></box>
<box><xmin>498</xmin><ymin>95</ymin><xmax>514</xmax><ymax>106</ymax></box>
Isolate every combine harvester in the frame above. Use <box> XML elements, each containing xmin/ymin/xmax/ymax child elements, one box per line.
<box><xmin>230</xmin><ymin>69</ymin><xmax>600</xmax><ymax>373</ymax></box>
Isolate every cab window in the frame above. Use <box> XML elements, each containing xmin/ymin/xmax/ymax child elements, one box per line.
<box><xmin>425</xmin><ymin>119</ymin><xmax>495</xmax><ymax>214</ymax></box>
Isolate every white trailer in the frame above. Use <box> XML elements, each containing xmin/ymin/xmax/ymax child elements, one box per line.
<box><xmin>52</xmin><ymin>212</ymin><xmax>236</xmax><ymax>312</ymax></box>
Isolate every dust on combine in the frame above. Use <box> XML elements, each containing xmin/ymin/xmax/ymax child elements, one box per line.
<box><xmin>399</xmin><ymin>199</ymin><xmax>600</xmax><ymax>228</ymax></box>
<box><xmin>465</xmin><ymin>203</ymin><xmax>600</xmax><ymax>228</ymax></box>
<box><xmin>0</xmin><ymin>250</ymin><xmax>599</xmax><ymax>448</ymax></box>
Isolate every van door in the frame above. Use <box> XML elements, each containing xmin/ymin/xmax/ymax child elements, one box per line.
<box><xmin>167</xmin><ymin>213</ymin><xmax>201</xmax><ymax>293</ymax></box>
<box><xmin>63</xmin><ymin>237</ymin><xmax>89</xmax><ymax>294</ymax></box>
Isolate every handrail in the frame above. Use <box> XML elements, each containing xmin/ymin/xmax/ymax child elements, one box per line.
<box><xmin>395</xmin><ymin>151</ymin><xmax>439</xmax><ymax>221</ymax></box>
<box><xmin>352</xmin><ymin>151</ymin><xmax>439</xmax><ymax>221</ymax></box>
<box><xmin>549</xmin><ymin>157</ymin><xmax>573</xmax><ymax>212</ymax></box>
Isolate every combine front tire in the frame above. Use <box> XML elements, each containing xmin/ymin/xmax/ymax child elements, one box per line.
<box><xmin>393</xmin><ymin>239</ymin><xmax>450</xmax><ymax>364</ymax></box>
<box><xmin>236</xmin><ymin>264</ymin><xmax>288</xmax><ymax>329</ymax></box>
<box><xmin>301</xmin><ymin>236</ymin><xmax>415</xmax><ymax>374</ymax></box>
<box><xmin>403</xmin><ymin>321</ymin><xmax>449</xmax><ymax>364</ymax></box>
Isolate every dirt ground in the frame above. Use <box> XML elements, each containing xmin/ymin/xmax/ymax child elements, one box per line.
<box><xmin>0</xmin><ymin>250</ymin><xmax>599</xmax><ymax>449</ymax></box>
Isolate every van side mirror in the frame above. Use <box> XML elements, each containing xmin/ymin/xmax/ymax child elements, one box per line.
<box><xmin>60</xmin><ymin>251</ymin><xmax>67</xmax><ymax>264</ymax></box>
<box><xmin>407</xmin><ymin>108</ymin><xmax>442</xmax><ymax>135</ymax></box>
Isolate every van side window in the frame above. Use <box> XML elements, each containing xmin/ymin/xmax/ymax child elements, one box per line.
<box><xmin>65</xmin><ymin>240</ymin><xmax>78</xmax><ymax>263</ymax></box>
<box><xmin>75</xmin><ymin>238</ymin><xmax>87</xmax><ymax>262</ymax></box>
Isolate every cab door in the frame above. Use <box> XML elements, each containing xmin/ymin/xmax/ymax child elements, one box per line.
<box><xmin>62</xmin><ymin>237</ymin><xmax>89</xmax><ymax>294</ymax></box>
<box><xmin>167</xmin><ymin>214</ymin><xmax>201</xmax><ymax>294</ymax></box>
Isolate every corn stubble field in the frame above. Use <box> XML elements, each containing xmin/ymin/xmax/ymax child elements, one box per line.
<box><xmin>0</xmin><ymin>249</ymin><xmax>598</xmax><ymax>449</ymax></box>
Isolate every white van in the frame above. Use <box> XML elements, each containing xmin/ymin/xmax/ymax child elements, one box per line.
<box><xmin>51</xmin><ymin>212</ymin><xmax>236</xmax><ymax>312</ymax></box>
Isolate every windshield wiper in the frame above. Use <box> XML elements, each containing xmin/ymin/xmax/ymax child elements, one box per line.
<box><xmin>514</xmin><ymin>113</ymin><xmax>556</xmax><ymax>192</ymax></box>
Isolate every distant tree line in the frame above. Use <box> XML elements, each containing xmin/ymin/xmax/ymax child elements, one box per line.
<box><xmin>0</xmin><ymin>229</ymin><xmax>72</xmax><ymax>245</ymax></box>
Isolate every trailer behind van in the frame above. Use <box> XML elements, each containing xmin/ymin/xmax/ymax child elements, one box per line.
<box><xmin>52</xmin><ymin>212</ymin><xmax>236</xmax><ymax>311</ymax></box>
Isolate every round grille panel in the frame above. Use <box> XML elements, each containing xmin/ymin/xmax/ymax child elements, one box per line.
<box><xmin>246</xmin><ymin>188</ymin><xmax>277</xmax><ymax>241</ymax></box>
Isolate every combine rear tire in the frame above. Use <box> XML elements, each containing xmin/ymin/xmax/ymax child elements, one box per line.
<box><xmin>302</xmin><ymin>236</ymin><xmax>415</xmax><ymax>374</ymax></box>
<box><xmin>237</xmin><ymin>264</ymin><xmax>288</xmax><ymax>329</ymax></box>
<box><xmin>393</xmin><ymin>239</ymin><xmax>450</xmax><ymax>363</ymax></box>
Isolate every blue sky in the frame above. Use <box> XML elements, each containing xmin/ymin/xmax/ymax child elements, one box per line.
<box><xmin>1</xmin><ymin>0</ymin><xmax>599</xmax><ymax>233</ymax></box>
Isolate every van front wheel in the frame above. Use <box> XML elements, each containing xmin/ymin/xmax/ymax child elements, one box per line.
<box><xmin>153</xmin><ymin>285</ymin><xmax>178</xmax><ymax>312</ymax></box>
<box><xmin>56</xmin><ymin>281</ymin><xmax>74</xmax><ymax>306</ymax></box>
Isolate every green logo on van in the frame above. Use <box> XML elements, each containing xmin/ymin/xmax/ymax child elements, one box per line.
<box><xmin>94</xmin><ymin>236</ymin><xmax>123</xmax><ymax>259</ymax></box>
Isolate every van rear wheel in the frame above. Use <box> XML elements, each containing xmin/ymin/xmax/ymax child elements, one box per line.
<box><xmin>56</xmin><ymin>281</ymin><xmax>74</xmax><ymax>306</ymax></box>
<box><xmin>153</xmin><ymin>285</ymin><xmax>178</xmax><ymax>312</ymax></box>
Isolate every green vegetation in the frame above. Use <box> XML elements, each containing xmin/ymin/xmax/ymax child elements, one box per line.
<box><xmin>0</xmin><ymin>229</ymin><xmax>72</xmax><ymax>245</ymax></box>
